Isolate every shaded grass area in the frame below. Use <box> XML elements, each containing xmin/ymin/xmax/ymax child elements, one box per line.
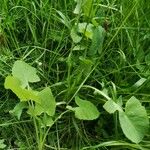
<box><xmin>0</xmin><ymin>0</ymin><xmax>150</xmax><ymax>149</ymax></box>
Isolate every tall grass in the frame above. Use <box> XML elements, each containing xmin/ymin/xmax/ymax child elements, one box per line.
<box><xmin>0</xmin><ymin>0</ymin><xmax>150</xmax><ymax>149</ymax></box>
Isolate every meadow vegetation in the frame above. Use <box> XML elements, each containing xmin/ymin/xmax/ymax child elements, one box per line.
<box><xmin>0</xmin><ymin>0</ymin><xmax>150</xmax><ymax>149</ymax></box>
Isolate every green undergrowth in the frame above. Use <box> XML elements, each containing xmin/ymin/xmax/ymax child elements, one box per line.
<box><xmin>0</xmin><ymin>0</ymin><xmax>150</xmax><ymax>149</ymax></box>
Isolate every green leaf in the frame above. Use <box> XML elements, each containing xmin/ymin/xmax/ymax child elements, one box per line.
<box><xmin>78</xmin><ymin>23</ymin><xmax>94</xmax><ymax>39</ymax></box>
<box><xmin>70</xmin><ymin>26</ymin><xmax>82</xmax><ymax>43</ymax></box>
<box><xmin>32</xmin><ymin>87</ymin><xmax>56</xmax><ymax>116</ymax></box>
<box><xmin>117</xmin><ymin>96</ymin><xmax>123</xmax><ymax>107</ymax></box>
<box><xmin>4</xmin><ymin>76</ymin><xmax>40</xmax><ymax>103</ymax></box>
<box><xmin>41</xmin><ymin>115</ymin><xmax>54</xmax><ymax>128</ymax></box>
<box><xmin>66</xmin><ymin>105</ymin><xmax>74</xmax><ymax>111</ymax></box>
<box><xmin>73</xmin><ymin>0</ymin><xmax>82</xmax><ymax>14</ymax></box>
<box><xmin>5</xmin><ymin>75</ymin><xmax>21</xmax><ymax>88</ymax></box>
<box><xmin>0</xmin><ymin>139</ymin><xmax>6</xmax><ymax>149</ymax></box>
<box><xmin>89</xmin><ymin>26</ymin><xmax>105</xmax><ymax>56</ymax></box>
<box><xmin>82</xmin><ymin>0</ymin><xmax>93</xmax><ymax>17</ymax></box>
<box><xmin>119</xmin><ymin>96</ymin><xmax>149</xmax><ymax>143</ymax></box>
<box><xmin>103</xmin><ymin>100</ymin><xmax>122</xmax><ymax>114</ymax></box>
<box><xmin>71</xmin><ymin>23</ymin><xmax>94</xmax><ymax>43</ymax></box>
<box><xmin>74</xmin><ymin>0</ymin><xmax>94</xmax><ymax>17</ymax></box>
<box><xmin>132</xmin><ymin>78</ymin><xmax>147</xmax><ymax>89</ymax></box>
<box><xmin>9</xmin><ymin>102</ymin><xmax>28</xmax><ymax>120</ymax></box>
<box><xmin>56</xmin><ymin>10</ymin><xmax>71</xmax><ymax>29</ymax></box>
<box><xmin>73</xmin><ymin>45</ymin><xmax>86</xmax><ymax>51</ymax></box>
<box><xmin>74</xmin><ymin>96</ymin><xmax>100</xmax><ymax>120</ymax></box>
<box><xmin>27</xmin><ymin>105</ymin><xmax>43</xmax><ymax>117</ymax></box>
<box><xmin>12</xmin><ymin>60</ymin><xmax>40</xmax><ymax>88</ymax></box>
<box><xmin>79</xmin><ymin>56</ymin><xmax>93</xmax><ymax>76</ymax></box>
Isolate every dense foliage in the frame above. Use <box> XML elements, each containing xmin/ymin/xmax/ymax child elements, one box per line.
<box><xmin>0</xmin><ymin>0</ymin><xmax>150</xmax><ymax>149</ymax></box>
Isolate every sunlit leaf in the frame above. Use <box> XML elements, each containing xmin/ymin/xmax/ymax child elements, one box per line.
<box><xmin>78</xmin><ymin>22</ymin><xmax>94</xmax><ymax>39</ymax></box>
<box><xmin>74</xmin><ymin>0</ymin><xmax>94</xmax><ymax>17</ymax></box>
<box><xmin>82</xmin><ymin>0</ymin><xmax>93</xmax><ymax>17</ymax></box>
<box><xmin>119</xmin><ymin>96</ymin><xmax>149</xmax><ymax>143</ymax></box>
<box><xmin>41</xmin><ymin>115</ymin><xmax>54</xmax><ymax>128</ymax></box>
<box><xmin>74</xmin><ymin>96</ymin><xmax>100</xmax><ymax>120</ymax></box>
<box><xmin>0</xmin><ymin>139</ymin><xmax>6</xmax><ymax>149</ymax></box>
<box><xmin>73</xmin><ymin>45</ymin><xmax>86</xmax><ymax>51</ymax></box>
<box><xmin>38</xmin><ymin>87</ymin><xmax>56</xmax><ymax>116</ymax></box>
<box><xmin>30</xmin><ymin>87</ymin><xmax>56</xmax><ymax>116</ymax></box>
<box><xmin>103</xmin><ymin>99</ymin><xmax>122</xmax><ymax>114</ymax></box>
<box><xmin>27</xmin><ymin>104</ymin><xmax>43</xmax><ymax>117</ymax></box>
<box><xmin>70</xmin><ymin>26</ymin><xmax>82</xmax><ymax>43</ymax></box>
<box><xmin>132</xmin><ymin>78</ymin><xmax>146</xmax><ymax>89</ymax></box>
<box><xmin>4</xmin><ymin>76</ymin><xmax>40</xmax><ymax>103</ymax></box>
<box><xmin>73</xmin><ymin>0</ymin><xmax>82</xmax><ymax>14</ymax></box>
<box><xmin>12</xmin><ymin>60</ymin><xmax>40</xmax><ymax>88</ymax></box>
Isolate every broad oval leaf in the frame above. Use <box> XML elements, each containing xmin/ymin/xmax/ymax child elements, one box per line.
<box><xmin>12</xmin><ymin>60</ymin><xmax>40</xmax><ymax>88</ymax></box>
<box><xmin>119</xmin><ymin>96</ymin><xmax>149</xmax><ymax>143</ymax></box>
<box><xmin>33</xmin><ymin>87</ymin><xmax>56</xmax><ymax>116</ymax></box>
<box><xmin>74</xmin><ymin>96</ymin><xmax>100</xmax><ymax>120</ymax></box>
<box><xmin>4</xmin><ymin>76</ymin><xmax>40</xmax><ymax>103</ymax></box>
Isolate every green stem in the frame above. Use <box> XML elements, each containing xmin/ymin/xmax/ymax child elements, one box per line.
<box><xmin>40</xmin><ymin>110</ymin><xmax>70</xmax><ymax>149</ymax></box>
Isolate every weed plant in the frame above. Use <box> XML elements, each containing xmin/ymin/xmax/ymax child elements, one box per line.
<box><xmin>0</xmin><ymin>0</ymin><xmax>150</xmax><ymax>149</ymax></box>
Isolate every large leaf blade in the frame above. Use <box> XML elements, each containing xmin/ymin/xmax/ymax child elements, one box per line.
<box><xmin>12</xmin><ymin>60</ymin><xmax>40</xmax><ymax>87</ymax></box>
<box><xmin>4</xmin><ymin>76</ymin><xmax>40</xmax><ymax>103</ymax></box>
<box><xmin>74</xmin><ymin>96</ymin><xmax>100</xmax><ymax>120</ymax></box>
<box><xmin>32</xmin><ymin>87</ymin><xmax>56</xmax><ymax>116</ymax></box>
<box><xmin>119</xmin><ymin>96</ymin><xmax>149</xmax><ymax>143</ymax></box>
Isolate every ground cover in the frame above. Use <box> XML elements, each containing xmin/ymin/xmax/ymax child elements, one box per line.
<box><xmin>0</xmin><ymin>0</ymin><xmax>150</xmax><ymax>149</ymax></box>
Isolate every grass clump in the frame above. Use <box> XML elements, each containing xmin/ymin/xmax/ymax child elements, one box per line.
<box><xmin>0</xmin><ymin>0</ymin><xmax>150</xmax><ymax>149</ymax></box>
